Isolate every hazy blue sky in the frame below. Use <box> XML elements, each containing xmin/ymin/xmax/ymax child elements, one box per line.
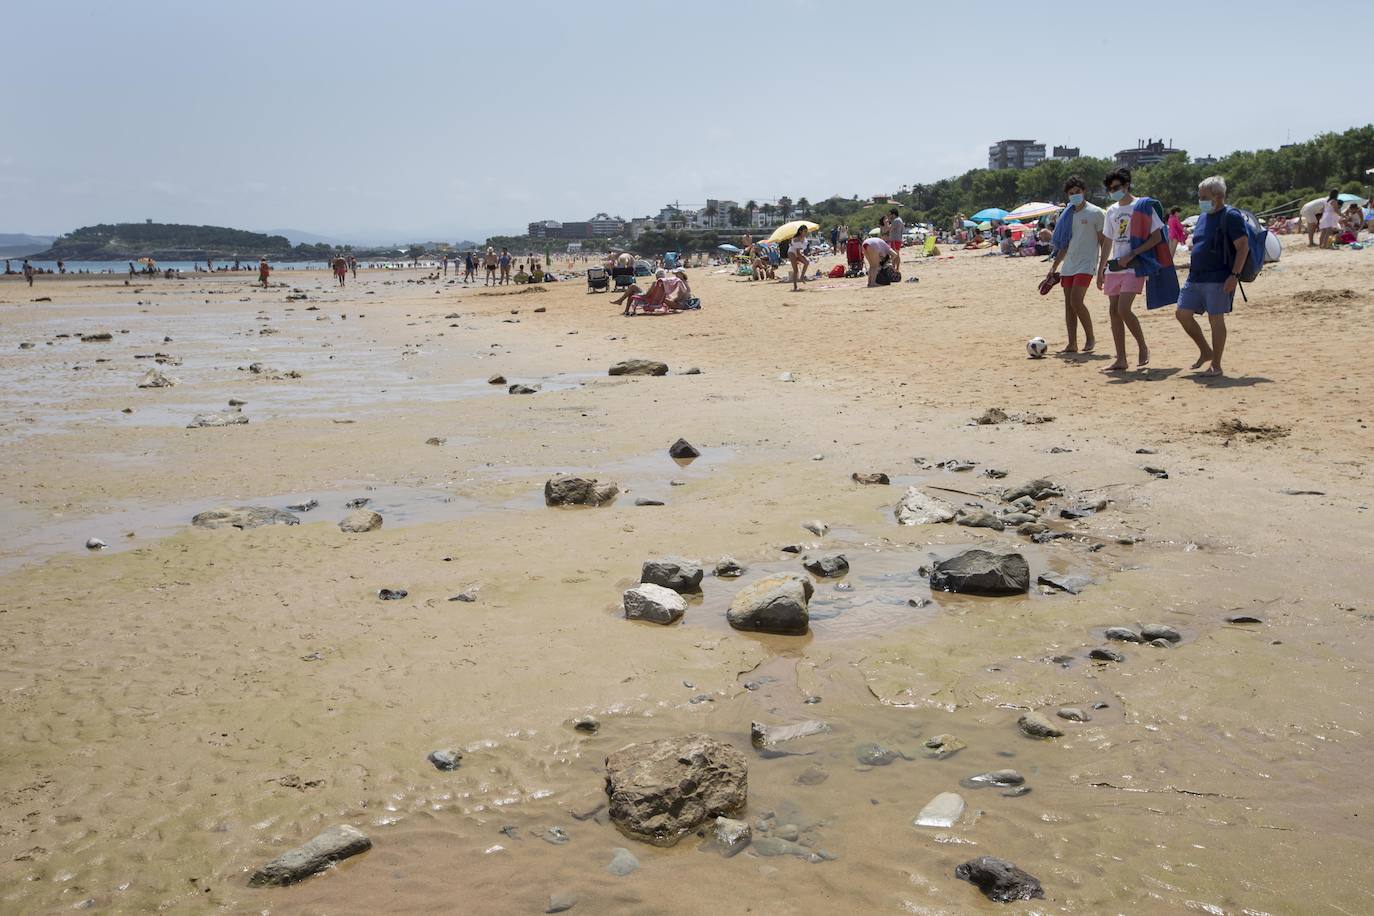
<box><xmin>4</xmin><ymin>0</ymin><xmax>1368</xmax><ymax>242</ymax></box>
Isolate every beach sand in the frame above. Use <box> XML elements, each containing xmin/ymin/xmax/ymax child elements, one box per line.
<box><xmin>1</xmin><ymin>242</ymin><xmax>1372</xmax><ymax>914</ymax></box>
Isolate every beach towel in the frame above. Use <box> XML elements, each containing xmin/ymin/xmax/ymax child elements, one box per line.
<box><xmin>1128</xmin><ymin>197</ymin><xmax>1179</xmax><ymax>310</ymax></box>
<box><xmin>1050</xmin><ymin>205</ymin><xmax>1075</xmax><ymax>253</ymax></box>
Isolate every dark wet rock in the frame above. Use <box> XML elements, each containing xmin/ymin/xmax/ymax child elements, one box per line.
<box><xmin>1136</xmin><ymin>447</ymin><xmax>1158</xmax><ymax>454</ymax></box>
<box><xmin>377</xmin><ymin>588</ymin><xmax>408</xmax><ymax>600</ymax></box>
<box><xmin>286</xmin><ymin>498</ymin><xmax>318</xmax><ymax>512</ymax></box>
<box><xmin>1141</xmin><ymin>623</ymin><xmax>1181</xmax><ymax>642</ymax></box>
<box><xmin>428</xmin><ymin>749</ymin><xmax>462</xmax><ymax>771</ymax></box>
<box><xmin>802</xmin><ymin>520</ymin><xmax>829</xmax><ymax>537</ymax></box>
<box><xmin>956</xmin><ymin>509</ymin><xmax>1005</xmax><ymax>531</ymax></box>
<box><xmin>954</xmin><ymin>856</ymin><xmax>1045</xmax><ymax>902</ymax></box>
<box><xmin>606</xmin><ymin>847</ymin><xmax>640</xmax><ymax>875</ymax></box>
<box><xmin>546</xmin><ymin>891</ymin><xmax>578</xmax><ymax>913</ymax></box>
<box><xmin>539</xmin><ymin>826</ymin><xmax>570</xmax><ymax>845</ymax></box>
<box><xmin>796</xmin><ymin>765</ymin><xmax>829</xmax><ymax>785</ymax></box>
<box><xmin>715</xmin><ymin>556</ymin><xmax>746</xmax><ymax>578</ymax></box>
<box><xmin>750</xmin><ymin>720</ymin><xmax>829</xmax><ymax>752</ymax></box>
<box><xmin>1089</xmin><ymin>647</ymin><xmax>1125</xmax><ymax>663</ymax></box>
<box><xmin>982</xmin><ymin>468</ymin><xmax>1009</xmax><ymax>479</ymax></box>
<box><xmin>85</xmin><ymin>537</ymin><xmax>106</xmax><ymax>550</ymax></box>
<box><xmin>1002</xmin><ymin>512</ymin><xmax>1038</xmax><ymax>525</ymax></box>
<box><xmin>668</xmin><ymin>438</ymin><xmax>701</xmax><ymax>459</ymax></box>
<box><xmin>1001</xmin><ymin>479</ymin><xmax>1062</xmax><ymax>502</ymax></box>
<box><xmin>187</xmin><ymin>411</ymin><xmax>248</xmax><ymax>428</ymax></box>
<box><xmin>191</xmin><ymin>506</ymin><xmax>299</xmax><ymax>530</ymax></box>
<box><xmin>609</xmin><ymin>359</ymin><xmax>669</xmax><ymax>377</ymax></box>
<box><xmin>1105</xmin><ymin>626</ymin><xmax>1143</xmax><ymax>643</ymax></box>
<box><xmin>1037</xmin><ymin>573</ymin><xmax>1093</xmax><ymax>595</ymax></box>
<box><xmin>344</xmin><ymin>497</ymin><xmax>371</xmax><ymax>509</ymax></box>
<box><xmin>1058</xmin><ymin>506</ymin><xmax>1092</xmax><ymax>520</ymax></box>
<box><xmin>425</xmin><ymin>436</ymin><xmax>447</xmax><ymax>446</ymax></box>
<box><xmin>623</xmin><ymin>583</ymin><xmax>687</xmax><ymax>625</ymax></box>
<box><xmin>18</xmin><ymin>341</ymin><xmax>35</xmax><ymax>349</ymax></box>
<box><xmin>249</xmin><ymin>825</ymin><xmax>372</xmax><ymax>887</ymax></box>
<box><xmin>914</xmin><ymin>792</ymin><xmax>966</xmax><ymax>828</ymax></box>
<box><xmin>1148</xmin><ymin>638</ymin><xmax>1173</xmax><ymax>648</ymax></box>
<box><xmin>1017</xmin><ymin>522</ymin><xmax>1049</xmax><ymax>536</ymax></box>
<box><xmin>81</xmin><ymin>332</ymin><xmax>114</xmax><ymax>342</ymax></box>
<box><xmin>802</xmin><ymin>554</ymin><xmax>849</xmax><ymax>578</ymax></box>
<box><xmin>1017</xmin><ymin>712</ymin><xmax>1063</xmax><ymax>739</ymax></box>
<box><xmin>929</xmin><ymin>549</ymin><xmax>1029</xmax><ymax>596</ymax></box>
<box><xmin>960</xmin><ymin>770</ymin><xmax>1024</xmax><ymax>789</ymax></box>
<box><xmin>634</xmin><ymin>498</ymin><xmax>664</xmax><ymax>507</ymax></box>
<box><xmin>921</xmin><ymin>734</ymin><xmax>966</xmax><ymax>759</ymax></box>
<box><xmin>726</xmin><ymin>575</ymin><xmax>812</xmax><ymax>635</ymax></box>
<box><xmin>855</xmin><ymin>743</ymin><xmax>904</xmax><ymax>766</ymax></box>
<box><xmin>641</xmin><ymin>557</ymin><xmax>704</xmax><ymax>593</ymax></box>
<box><xmin>508</xmin><ymin>383</ymin><xmax>539</xmax><ymax>395</ymax></box>
<box><xmin>907</xmin><ymin>597</ymin><xmax>932</xmax><ymax>608</ymax></box>
<box><xmin>713</xmin><ymin>817</ymin><xmax>752</xmax><ymax>857</ymax></box>
<box><xmin>572</xmin><ymin>716</ymin><xmax>600</xmax><ymax>734</ymax></box>
<box><xmin>1225</xmin><ymin>613</ymin><xmax>1264</xmax><ymax>624</ymax></box>
<box><xmin>545</xmin><ymin>475</ymin><xmax>619</xmax><ymax>507</ymax></box>
<box><xmin>604</xmin><ymin>734</ymin><xmax>746</xmax><ymax>846</ymax></box>
<box><xmin>137</xmin><ymin>368</ymin><xmax>178</xmax><ymax>388</ymax></box>
<box><xmin>1057</xmin><ymin>707</ymin><xmax>1091</xmax><ymax>722</ymax></box>
<box><xmin>937</xmin><ymin>458</ymin><xmax>977</xmax><ymax>472</ymax></box>
<box><xmin>1009</xmin><ymin>495</ymin><xmax>1037</xmax><ymax>512</ymax></box>
<box><xmin>339</xmin><ymin>509</ymin><xmax>383</xmax><ymax>533</ymax></box>
<box><xmin>487</xmin><ymin>374</ymin><xmax>506</xmax><ymax>385</ymax></box>
<box><xmin>1143</xmin><ymin>465</ymin><xmax>1170</xmax><ymax>479</ymax></box>
<box><xmin>851</xmin><ymin>472</ymin><xmax>890</xmax><ymax>485</ymax></box>
<box><xmin>779</xmin><ymin>544</ymin><xmax>804</xmax><ymax>554</ymax></box>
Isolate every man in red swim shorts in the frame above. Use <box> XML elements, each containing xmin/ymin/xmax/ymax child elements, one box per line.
<box><xmin>1045</xmin><ymin>175</ymin><xmax>1107</xmax><ymax>353</ymax></box>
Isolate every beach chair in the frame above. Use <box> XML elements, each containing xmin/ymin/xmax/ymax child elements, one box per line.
<box><xmin>663</xmin><ymin>251</ymin><xmax>680</xmax><ymax>270</ymax></box>
<box><xmin>922</xmin><ymin>235</ymin><xmax>937</xmax><ymax>258</ymax></box>
<box><xmin>586</xmin><ymin>265</ymin><xmax>609</xmax><ymax>293</ymax></box>
<box><xmin>611</xmin><ymin>264</ymin><xmax>636</xmax><ymax>290</ymax></box>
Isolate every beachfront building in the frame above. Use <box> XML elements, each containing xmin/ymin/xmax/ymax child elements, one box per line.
<box><xmin>1114</xmin><ymin>138</ymin><xmax>1183</xmax><ymax>169</ymax></box>
<box><xmin>526</xmin><ymin>214</ymin><xmax>625</xmax><ymax>240</ymax></box>
<box><xmin>527</xmin><ymin>220</ymin><xmax>562</xmax><ymax>239</ymax></box>
<box><xmin>587</xmin><ymin>213</ymin><xmax>625</xmax><ymax>236</ymax></box>
<box><xmin>1051</xmin><ymin>145</ymin><xmax>1081</xmax><ymax>160</ymax></box>
<box><xmin>988</xmin><ymin>139</ymin><xmax>1046</xmax><ymax>170</ymax></box>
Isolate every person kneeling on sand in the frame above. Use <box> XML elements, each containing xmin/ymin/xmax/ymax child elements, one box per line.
<box><xmin>1174</xmin><ymin>176</ymin><xmax>1248</xmax><ymax>378</ymax></box>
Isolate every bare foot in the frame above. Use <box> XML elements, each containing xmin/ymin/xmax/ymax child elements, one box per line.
<box><xmin>1138</xmin><ymin>346</ymin><xmax>1150</xmax><ymax>368</ymax></box>
<box><xmin>1058</xmin><ymin>345</ymin><xmax>1078</xmax><ymax>354</ymax></box>
<box><xmin>1104</xmin><ymin>360</ymin><xmax>1128</xmax><ymax>371</ymax></box>
<box><xmin>1203</xmin><ymin>365</ymin><xmax>1224</xmax><ymax>377</ymax></box>
<box><xmin>1082</xmin><ymin>339</ymin><xmax>1096</xmax><ymax>352</ymax></box>
<box><xmin>1189</xmin><ymin>351</ymin><xmax>1213</xmax><ymax>370</ymax></box>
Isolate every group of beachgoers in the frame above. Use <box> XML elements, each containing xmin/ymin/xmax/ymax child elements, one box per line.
<box><xmin>605</xmin><ymin>251</ymin><xmax>697</xmax><ymax>316</ymax></box>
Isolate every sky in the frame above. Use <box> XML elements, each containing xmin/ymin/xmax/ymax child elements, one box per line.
<box><xmin>4</xmin><ymin>0</ymin><xmax>1369</xmax><ymax>243</ymax></box>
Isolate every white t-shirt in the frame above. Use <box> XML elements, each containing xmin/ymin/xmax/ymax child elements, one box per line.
<box><xmin>1059</xmin><ymin>203</ymin><xmax>1105</xmax><ymax>277</ymax></box>
<box><xmin>862</xmin><ymin>237</ymin><xmax>892</xmax><ymax>258</ymax></box>
<box><xmin>1103</xmin><ymin>199</ymin><xmax>1163</xmax><ymax>273</ymax></box>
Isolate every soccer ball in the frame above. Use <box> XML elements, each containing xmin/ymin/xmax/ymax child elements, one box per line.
<box><xmin>1026</xmin><ymin>337</ymin><xmax>1048</xmax><ymax>359</ymax></box>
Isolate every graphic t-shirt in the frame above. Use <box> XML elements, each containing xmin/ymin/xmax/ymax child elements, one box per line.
<box><xmin>1103</xmin><ymin>200</ymin><xmax>1164</xmax><ymax>272</ymax></box>
<box><xmin>1059</xmin><ymin>203</ymin><xmax>1105</xmax><ymax>276</ymax></box>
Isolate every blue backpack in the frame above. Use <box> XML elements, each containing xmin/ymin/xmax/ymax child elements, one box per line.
<box><xmin>1211</xmin><ymin>206</ymin><xmax>1267</xmax><ymax>284</ymax></box>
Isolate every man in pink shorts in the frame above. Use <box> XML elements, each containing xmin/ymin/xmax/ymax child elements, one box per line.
<box><xmin>1099</xmin><ymin>167</ymin><xmax>1163</xmax><ymax>371</ymax></box>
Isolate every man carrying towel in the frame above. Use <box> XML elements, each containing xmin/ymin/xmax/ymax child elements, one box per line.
<box><xmin>1046</xmin><ymin>176</ymin><xmax>1107</xmax><ymax>353</ymax></box>
<box><xmin>1175</xmin><ymin>176</ymin><xmax>1248</xmax><ymax>379</ymax></box>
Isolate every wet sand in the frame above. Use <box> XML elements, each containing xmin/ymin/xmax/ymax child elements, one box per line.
<box><xmin>1</xmin><ymin>245</ymin><xmax>1373</xmax><ymax>914</ymax></box>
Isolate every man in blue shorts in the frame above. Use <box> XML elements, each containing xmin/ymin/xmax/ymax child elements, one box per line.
<box><xmin>1175</xmin><ymin>176</ymin><xmax>1249</xmax><ymax>378</ymax></box>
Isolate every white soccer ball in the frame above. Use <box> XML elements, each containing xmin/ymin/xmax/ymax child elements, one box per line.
<box><xmin>1026</xmin><ymin>337</ymin><xmax>1048</xmax><ymax>359</ymax></box>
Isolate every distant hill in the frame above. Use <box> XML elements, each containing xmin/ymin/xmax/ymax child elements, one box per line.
<box><xmin>263</xmin><ymin>227</ymin><xmax>345</xmax><ymax>247</ymax></box>
<box><xmin>35</xmin><ymin>223</ymin><xmax>305</xmax><ymax>260</ymax></box>
<box><xmin>0</xmin><ymin>233</ymin><xmax>55</xmax><ymax>258</ymax></box>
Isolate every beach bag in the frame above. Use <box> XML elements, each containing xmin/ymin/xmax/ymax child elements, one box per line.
<box><xmin>875</xmin><ymin>265</ymin><xmax>901</xmax><ymax>285</ymax></box>
<box><xmin>828</xmin><ymin>264</ymin><xmax>845</xmax><ymax>278</ymax></box>
<box><xmin>1213</xmin><ymin>206</ymin><xmax>1266</xmax><ymax>283</ymax></box>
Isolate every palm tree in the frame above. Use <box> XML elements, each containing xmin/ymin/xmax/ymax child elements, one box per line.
<box><xmin>796</xmin><ymin>197</ymin><xmax>810</xmax><ymax>216</ymax></box>
<box><xmin>745</xmin><ymin>200</ymin><xmax>757</xmax><ymax>226</ymax></box>
<box><xmin>777</xmin><ymin>196</ymin><xmax>793</xmax><ymax>219</ymax></box>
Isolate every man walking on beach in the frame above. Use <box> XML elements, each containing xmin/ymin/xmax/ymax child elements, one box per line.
<box><xmin>23</xmin><ymin>260</ymin><xmax>34</xmax><ymax>287</ymax></box>
<box><xmin>1175</xmin><ymin>176</ymin><xmax>1248</xmax><ymax>378</ymax></box>
<box><xmin>886</xmin><ymin>208</ymin><xmax>905</xmax><ymax>271</ymax></box>
<box><xmin>258</xmin><ymin>257</ymin><xmax>271</xmax><ymax>287</ymax></box>
<box><xmin>1046</xmin><ymin>176</ymin><xmax>1106</xmax><ymax>353</ymax></box>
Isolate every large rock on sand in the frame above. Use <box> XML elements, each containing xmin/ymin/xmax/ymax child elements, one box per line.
<box><xmin>605</xmin><ymin>735</ymin><xmax>747</xmax><ymax>846</ymax></box>
<box><xmin>186</xmin><ymin>411</ymin><xmax>248</xmax><ymax>428</ymax></box>
<box><xmin>249</xmin><ymin>824</ymin><xmax>372</xmax><ymax>886</ymax></box>
<box><xmin>929</xmin><ymin>549</ymin><xmax>1029</xmax><ymax>596</ymax></box>
<box><xmin>623</xmin><ymin>583</ymin><xmax>687</xmax><ymax>625</ymax></box>
<box><xmin>641</xmin><ymin>557</ymin><xmax>704</xmax><ymax>593</ymax></box>
<box><xmin>137</xmin><ymin>368</ymin><xmax>178</xmax><ymax>388</ymax></box>
<box><xmin>894</xmin><ymin>487</ymin><xmax>956</xmax><ymax>525</ymax></box>
<box><xmin>545</xmin><ymin>475</ymin><xmax>619</xmax><ymax>507</ymax></box>
<box><xmin>727</xmin><ymin>574</ymin><xmax>812</xmax><ymax>635</ymax></box>
<box><xmin>191</xmin><ymin>506</ymin><xmax>300</xmax><ymax>530</ymax></box>
<box><xmin>338</xmin><ymin>509</ymin><xmax>383</xmax><ymax>533</ymax></box>
<box><xmin>609</xmin><ymin>359</ymin><xmax>669</xmax><ymax>377</ymax></box>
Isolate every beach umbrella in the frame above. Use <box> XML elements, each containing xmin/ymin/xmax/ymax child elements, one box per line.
<box><xmin>868</xmin><ymin>227</ymin><xmax>882</xmax><ymax>236</ymax></box>
<box><xmin>976</xmin><ymin>221</ymin><xmax>992</xmax><ymax>230</ymax></box>
<box><xmin>768</xmin><ymin>220</ymin><xmax>820</xmax><ymax>244</ymax></box>
<box><xmin>961</xmin><ymin>219</ymin><xmax>977</xmax><ymax>228</ymax></box>
<box><xmin>717</xmin><ymin>244</ymin><xmax>741</xmax><ymax>253</ymax></box>
<box><xmin>1006</xmin><ymin>202</ymin><xmax>1060</xmax><ymax>221</ymax></box>
<box><xmin>1365</xmin><ymin>208</ymin><xmax>1374</xmax><ymax>222</ymax></box>
<box><xmin>970</xmin><ymin>207</ymin><xmax>1009</xmax><ymax>222</ymax></box>
<box><xmin>1338</xmin><ymin>193</ymin><xmax>1367</xmax><ymax>204</ymax></box>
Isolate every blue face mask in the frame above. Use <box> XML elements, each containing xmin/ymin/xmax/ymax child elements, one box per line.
<box><xmin>1069</xmin><ymin>193</ymin><xmax>1084</xmax><ymax>206</ymax></box>
<box><xmin>1108</xmin><ymin>190</ymin><xmax>1126</xmax><ymax>202</ymax></box>
<box><xmin>1198</xmin><ymin>199</ymin><xmax>1214</xmax><ymax>215</ymax></box>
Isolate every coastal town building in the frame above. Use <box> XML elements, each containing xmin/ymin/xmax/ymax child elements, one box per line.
<box><xmin>526</xmin><ymin>214</ymin><xmax>625</xmax><ymax>240</ymax></box>
<box><xmin>1051</xmin><ymin>145</ymin><xmax>1081</xmax><ymax>160</ymax></box>
<box><xmin>1114</xmin><ymin>138</ymin><xmax>1183</xmax><ymax>169</ymax></box>
<box><xmin>988</xmin><ymin>139</ymin><xmax>1046</xmax><ymax>170</ymax></box>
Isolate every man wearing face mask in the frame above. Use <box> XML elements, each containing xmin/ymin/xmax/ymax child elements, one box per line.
<box><xmin>1047</xmin><ymin>176</ymin><xmax>1108</xmax><ymax>353</ymax></box>
<box><xmin>1175</xmin><ymin>176</ymin><xmax>1248</xmax><ymax>378</ymax></box>
<box><xmin>1100</xmin><ymin>167</ymin><xmax>1163</xmax><ymax>371</ymax></box>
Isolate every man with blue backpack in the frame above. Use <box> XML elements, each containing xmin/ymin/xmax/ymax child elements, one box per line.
<box><xmin>1175</xmin><ymin>175</ymin><xmax>1262</xmax><ymax>379</ymax></box>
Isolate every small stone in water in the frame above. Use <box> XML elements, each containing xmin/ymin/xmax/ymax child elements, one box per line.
<box><xmin>1089</xmin><ymin>647</ymin><xmax>1125</xmax><ymax>663</ymax></box>
<box><xmin>540</xmin><ymin>826</ymin><xmax>570</xmax><ymax>845</ymax></box>
<box><xmin>427</xmin><ymin>749</ymin><xmax>462</xmax><ymax>771</ymax></box>
<box><xmin>1141</xmin><ymin>623</ymin><xmax>1182</xmax><ymax>642</ymax></box>
<box><xmin>85</xmin><ymin>537</ymin><xmax>106</xmax><ymax>550</ymax></box>
<box><xmin>606</xmin><ymin>847</ymin><xmax>639</xmax><ymax>876</ymax></box>
<box><xmin>1105</xmin><ymin>626</ymin><xmax>1143</xmax><ymax>642</ymax></box>
<box><xmin>960</xmin><ymin>769</ymin><xmax>1024</xmax><ymax>789</ymax></box>
<box><xmin>914</xmin><ymin>792</ymin><xmax>966</xmax><ymax>828</ymax></box>
<box><xmin>1057</xmin><ymin>707</ymin><xmax>1091</xmax><ymax>722</ymax></box>
<box><xmin>546</xmin><ymin>891</ymin><xmax>578</xmax><ymax>913</ymax></box>
<box><xmin>378</xmin><ymin>588</ymin><xmax>408</xmax><ymax>600</ymax></box>
<box><xmin>1225</xmin><ymin>613</ymin><xmax>1264</xmax><ymax>624</ymax></box>
<box><xmin>922</xmin><ymin>734</ymin><xmax>966</xmax><ymax>759</ymax></box>
<box><xmin>856</xmin><ymin>743</ymin><xmax>902</xmax><ymax>766</ymax></box>
<box><xmin>572</xmin><ymin>716</ymin><xmax>600</xmax><ymax>734</ymax></box>
<box><xmin>1001</xmin><ymin>785</ymin><xmax>1032</xmax><ymax>797</ymax></box>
